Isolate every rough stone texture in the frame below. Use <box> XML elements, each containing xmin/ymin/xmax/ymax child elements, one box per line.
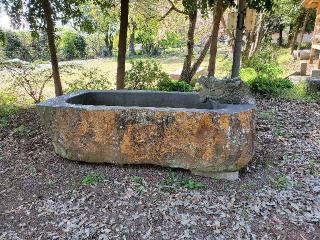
<box><xmin>38</xmin><ymin>90</ymin><xmax>256</xmax><ymax>177</ymax></box>
<box><xmin>307</xmin><ymin>77</ymin><xmax>320</xmax><ymax>93</ymax></box>
<box><xmin>199</xmin><ymin>76</ymin><xmax>256</xmax><ymax>105</ymax></box>
<box><xmin>300</xmin><ymin>60</ymin><xmax>307</xmax><ymax>76</ymax></box>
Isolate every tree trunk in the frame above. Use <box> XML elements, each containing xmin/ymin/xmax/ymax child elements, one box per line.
<box><xmin>104</xmin><ymin>32</ymin><xmax>113</xmax><ymax>57</ymax></box>
<box><xmin>207</xmin><ymin>0</ymin><xmax>225</xmax><ymax>77</ymax></box>
<box><xmin>250</xmin><ymin>13</ymin><xmax>264</xmax><ymax>57</ymax></box>
<box><xmin>231</xmin><ymin>0</ymin><xmax>246</xmax><ymax>78</ymax></box>
<box><xmin>298</xmin><ymin>12</ymin><xmax>309</xmax><ymax>50</ymax></box>
<box><xmin>116</xmin><ymin>0</ymin><xmax>129</xmax><ymax>90</ymax></box>
<box><xmin>287</xmin><ymin>24</ymin><xmax>294</xmax><ymax>47</ymax></box>
<box><xmin>278</xmin><ymin>24</ymin><xmax>284</xmax><ymax>46</ymax></box>
<box><xmin>180</xmin><ymin>11</ymin><xmax>197</xmax><ymax>83</ymax></box>
<box><xmin>41</xmin><ymin>0</ymin><xmax>63</xmax><ymax>96</ymax></box>
<box><xmin>190</xmin><ymin>37</ymin><xmax>212</xmax><ymax>78</ymax></box>
<box><xmin>290</xmin><ymin>25</ymin><xmax>300</xmax><ymax>54</ymax></box>
<box><xmin>129</xmin><ymin>21</ymin><xmax>137</xmax><ymax>56</ymax></box>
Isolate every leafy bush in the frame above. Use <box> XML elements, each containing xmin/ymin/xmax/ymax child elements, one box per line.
<box><xmin>3</xmin><ymin>31</ymin><xmax>31</xmax><ymax>61</ymax></box>
<box><xmin>58</xmin><ymin>29</ymin><xmax>87</xmax><ymax>60</ymax></box>
<box><xmin>0</xmin><ymin>93</ymin><xmax>19</xmax><ymax>117</ymax></box>
<box><xmin>157</xmin><ymin>78</ymin><xmax>193</xmax><ymax>92</ymax></box>
<box><xmin>242</xmin><ymin>46</ymin><xmax>293</xmax><ymax>96</ymax></box>
<box><xmin>66</xmin><ymin>67</ymin><xmax>111</xmax><ymax>92</ymax></box>
<box><xmin>125</xmin><ymin>60</ymin><xmax>170</xmax><ymax>90</ymax></box>
<box><xmin>159</xmin><ymin>32</ymin><xmax>185</xmax><ymax>50</ymax></box>
<box><xmin>250</xmin><ymin>76</ymin><xmax>293</xmax><ymax>96</ymax></box>
<box><xmin>240</xmin><ymin>68</ymin><xmax>258</xmax><ymax>85</ymax></box>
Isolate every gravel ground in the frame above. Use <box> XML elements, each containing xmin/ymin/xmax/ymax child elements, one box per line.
<box><xmin>0</xmin><ymin>98</ymin><xmax>319</xmax><ymax>240</ymax></box>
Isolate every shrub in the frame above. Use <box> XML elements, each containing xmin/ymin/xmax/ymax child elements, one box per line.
<box><xmin>0</xmin><ymin>93</ymin><xmax>19</xmax><ymax>117</ymax></box>
<box><xmin>242</xmin><ymin>46</ymin><xmax>293</xmax><ymax>96</ymax></box>
<box><xmin>250</xmin><ymin>76</ymin><xmax>293</xmax><ymax>96</ymax></box>
<box><xmin>240</xmin><ymin>68</ymin><xmax>258</xmax><ymax>85</ymax></box>
<box><xmin>125</xmin><ymin>60</ymin><xmax>170</xmax><ymax>90</ymax></box>
<box><xmin>58</xmin><ymin>29</ymin><xmax>87</xmax><ymax>60</ymax></box>
<box><xmin>66</xmin><ymin>67</ymin><xmax>111</xmax><ymax>92</ymax></box>
<box><xmin>3</xmin><ymin>31</ymin><xmax>31</xmax><ymax>61</ymax></box>
<box><xmin>157</xmin><ymin>78</ymin><xmax>193</xmax><ymax>92</ymax></box>
<box><xmin>3</xmin><ymin>63</ymin><xmax>52</xmax><ymax>103</ymax></box>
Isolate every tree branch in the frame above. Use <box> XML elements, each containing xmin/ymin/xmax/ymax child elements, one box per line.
<box><xmin>167</xmin><ymin>0</ymin><xmax>186</xmax><ymax>15</ymax></box>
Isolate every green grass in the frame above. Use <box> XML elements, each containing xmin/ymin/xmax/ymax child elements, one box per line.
<box><xmin>269</xmin><ymin>175</ymin><xmax>294</xmax><ymax>190</ymax></box>
<box><xmin>162</xmin><ymin>172</ymin><xmax>206</xmax><ymax>191</ymax></box>
<box><xmin>13</xmin><ymin>125</ymin><xmax>32</xmax><ymax>136</ymax></box>
<box><xmin>82</xmin><ymin>173</ymin><xmax>105</xmax><ymax>185</ymax></box>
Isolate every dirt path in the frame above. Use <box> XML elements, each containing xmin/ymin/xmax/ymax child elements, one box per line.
<box><xmin>0</xmin><ymin>98</ymin><xmax>319</xmax><ymax>239</ymax></box>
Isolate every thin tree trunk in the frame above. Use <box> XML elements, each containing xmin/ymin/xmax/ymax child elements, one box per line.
<box><xmin>290</xmin><ymin>25</ymin><xmax>300</xmax><ymax>54</ymax></box>
<box><xmin>104</xmin><ymin>32</ymin><xmax>113</xmax><ymax>57</ymax></box>
<box><xmin>298</xmin><ymin>12</ymin><xmax>309</xmax><ymax>50</ymax></box>
<box><xmin>41</xmin><ymin>0</ymin><xmax>63</xmax><ymax>96</ymax></box>
<box><xmin>231</xmin><ymin>0</ymin><xmax>246</xmax><ymax>78</ymax></box>
<box><xmin>278</xmin><ymin>24</ymin><xmax>284</xmax><ymax>46</ymax></box>
<box><xmin>221</xmin><ymin>16</ymin><xmax>233</xmax><ymax>40</ymax></box>
<box><xmin>190</xmin><ymin>37</ymin><xmax>212</xmax><ymax>78</ymax></box>
<box><xmin>117</xmin><ymin>0</ymin><xmax>129</xmax><ymax>90</ymax></box>
<box><xmin>207</xmin><ymin>0</ymin><xmax>225</xmax><ymax>77</ymax></box>
<box><xmin>287</xmin><ymin>24</ymin><xmax>294</xmax><ymax>47</ymax></box>
<box><xmin>129</xmin><ymin>21</ymin><xmax>137</xmax><ymax>56</ymax></box>
<box><xmin>250</xmin><ymin>13</ymin><xmax>264</xmax><ymax>57</ymax></box>
<box><xmin>180</xmin><ymin>11</ymin><xmax>197</xmax><ymax>83</ymax></box>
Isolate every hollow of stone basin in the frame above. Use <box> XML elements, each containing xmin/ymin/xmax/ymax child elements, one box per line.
<box><xmin>38</xmin><ymin>90</ymin><xmax>256</xmax><ymax>180</ymax></box>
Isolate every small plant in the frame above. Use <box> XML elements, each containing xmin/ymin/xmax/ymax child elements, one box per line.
<box><xmin>66</xmin><ymin>67</ymin><xmax>111</xmax><ymax>92</ymax></box>
<box><xmin>13</xmin><ymin>125</ymin><xmax>32</xmax><ymax>136</ymax></box>
<box><xmin>82</xmin><ymin>173</ymin><xmax>105</xmax><ymax>185</ymax></box>
<box><xmin>161</xmin><ymin>171</ymin><xmax>206</xmax><ymax>191</ymax></box>
<box><xmin>180</xmin><ymin>179</ymin><xmax>206</xmax><ymax>190</ymax></box>
<box><xmin>269</xmin><ymin>175</ymin><xmax>294</xmax><ymax>190</ymax></box>
<box><xmin>274</xmin><ymin>127</ymin><xmax>289</xmax><ymax>138</ymax></box>
<box><xmin>258</xmin><ymin>109</ymin><xmax>277</xmax><ymax>122</ymax></box>
<box><xmin>125</xmin><ymin>60</ymin><xmax>170</xmax><ymax>90</ymax></box>
<box><xmin>130</xmin><ymin>176</ymin><xmax>143</xmax><ymax>185</ymax></box>
<box><xmin>157</xmin><ymin>78</ymin><xmax>193</xmax><ymax>92</ymax></box>
<box><xmin>0</xmin><ymin>92</ymin><xmax>19</xmax><ymax>117</ymax></box>
<box><xmin>130</xmin><ymin>176</ymin><xmax>146</xmax><ymax>195</ymax></box>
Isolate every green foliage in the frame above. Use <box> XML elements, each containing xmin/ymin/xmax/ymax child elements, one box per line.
<box><xmin>280</xmin><ymin>81</ymin><xmax>320</xmax><ymax>100</ymax></box>
<box><xmin>180</xmin><ymin>179</ymin><xmax>206</xmax><ymax>189</ymax></box>
<box><xmin>82</xmin><ymin>173</ymin><xmax>104</xmax><ymax>185</ymax></box>
<box><xmin>3</xmin><ymin>31</ymin><xmax>31</xmax><ymax>61</ymax></box>
<box><xmin>58</xmin><ymin>29</ymin><xmax>87</xmax><ymax>60</ymax></box>
<box><xmin>162</xmin><ymin>172</ymin><xmax>206</xmax><ymax>191</ymax></box>
<box><xmin>159</xmin><ymin>32</ymin><xmax>185</xmax><ymax>49</ymax></box>
<box><xmin>0</xmin><ymin>93</ymin><xmax>19</xmax><ymax>117</ymax></box>
<box><xmin>243</xmin><ymin>46</ymin><xmax>293</xmax><ymax>96</ymax></box>
<box><xmin>269</xmin><ymin>175</ymin><xmax>294</xmax><ymax>190</ymax></box>
<box><xmin>250</xmin><ymin>76</ymin><xmax>293</xmax><ymax>96</ymax></box>
<box><xmin>157</xmin><ymin>78</ymin><xmax>193</xmax><ymax>92</ymax></box>
<box><xmin>125</xmin><ymin>60</ymin><xmax>170</xmax><ymax>90</ymax></box>
<box><xmin>135</xmin><ymin>17</ymin><xmax>160</xmax><ymax>56</ymax></box>
<box><xmin>13</xmin><ymin>125</ymin><xmax>32</xmax><ymax>136</ymax></box>
<box><xmin>240</xmin><ymin>68</ymin><xmax>258</xmax><ymax>85</ymax></box>
<box><xmin>130</xmin><ymin>176</ymin><xmax>143</xmax><ymax>185</ymax></box>
<box><xmin>66</xmin><ymin>67</ymin><xmax>111</xmax><ymax>92</ymax></box>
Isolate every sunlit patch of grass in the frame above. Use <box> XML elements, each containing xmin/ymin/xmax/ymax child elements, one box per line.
<box><xmin>82</xmin><ymin>173</ymin><xmax>105</xmax><ymax>185</ymax></box>
<box><xmin>281</xmin><ymin>81</ymin><xmax>320</xmax><ymax>100</ymax></box>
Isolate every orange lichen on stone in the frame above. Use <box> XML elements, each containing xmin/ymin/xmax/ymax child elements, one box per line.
<box><xmin>38</xmin><ymin>96</ymin><xmax>256</xmax><ymax>178</ymax></box>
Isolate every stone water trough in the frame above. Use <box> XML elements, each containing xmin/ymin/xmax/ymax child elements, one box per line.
<box><xmin>38</xmin><ymin>90</ymin><xmax>256</xmax><ymax>179</ymax></box>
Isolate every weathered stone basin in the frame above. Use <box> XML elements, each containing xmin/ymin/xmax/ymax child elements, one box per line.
<box><xmin>38</xmin><ymin>90</ymin><xmax>256</xmax><ymax>179</ymax></box>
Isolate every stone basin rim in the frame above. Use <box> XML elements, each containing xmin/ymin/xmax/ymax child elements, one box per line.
<box><xmin>38</xmin><ymin>90</ymin><xmax>256</xmax><ymax>114</ymax></box>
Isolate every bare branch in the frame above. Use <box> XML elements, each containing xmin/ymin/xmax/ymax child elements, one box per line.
<box><xmin>167</xmin><ymin>0</ymin><xmax>186</xmax><ymax>15</ymax></box>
